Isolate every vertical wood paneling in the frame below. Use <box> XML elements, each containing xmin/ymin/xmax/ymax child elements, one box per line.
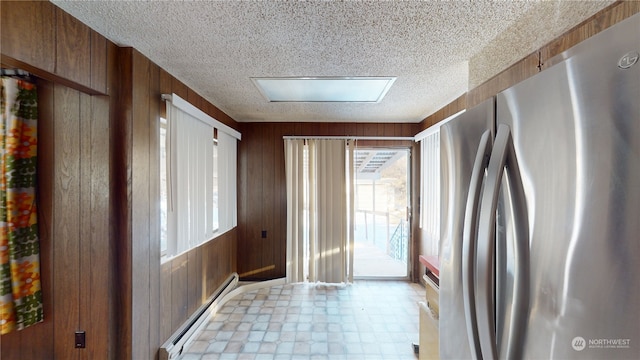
<box><xmin>242</xmin><ymin>124</ymin><xmax>262</xmax><ymax>276</ymax></box>
<box><xmin>262</xmin><ymin>124</ymin><xmax>275</xmax><ymax>276</ymax></box>
<box><xmin>171</xmin><ymin>254</ymin><xmax>188</xmax><ymax>331</ymax></box>
<box><xmin>91</xmin><ymin>32</ymin><xmax>108</xmax><ymax>94</ymax></box>
<box><xmin>344</xmin><ymin>123</ymin><xmax>357</xmax><ymax>137</ymax></box>
<box><xmin>187</xmin><ymin>248</ymin><xmax>202</xmax><ymax>315</ymax></box>
<box><xmin>159</xmin><ymin>262</ymin><xmax>173</xmax><ymax>342</ymax></box>
<box><xmin>148</xmin><ymin>59</ymin><xmax>161</xmax><ymax>360</ymax></box>
<box><xmin>55</xmin><ymin>8</ymin><xmax>92</xmax><ymax>88</ymax></box>
<box><xmin>385</xmin><ymin>123</ymin><xmax>395</xmax><ymax>137</ymax></box>
<box><xmin>187</xmin><ymin>88</ymin><xmax>203</xmax><ymax>112</ymax></box>
<box><xmin>172</xmin><ymin>78</ymin><xmax>189</xmax><ymax>100</ymax></box>
<box><xmin>0</xmin><ymin>76</ymin><xmax>112</xmax><ymax>360</ymax></box>
<box><xmin>113</xmin><ymin>47</ymin><xmax>133</xmax><ymax>360</ymax></box>
<box><xmin>0</xmin><ymin>78</ymin><xmax>59</xmax><ymax>360</ymax></box>
<box><xmin>86</xmin><ymin>95</ymin><xmax>111</xmax><ymax>359</ymax></box>
<box><xmin>0</xmin><ymin>1</ymin><xmax>55</xmax><ymax>73</ymax></box>
<box><xmin>237</xmin><ymin>124</ymin><xmax>249</xmax><ymax>276</ymax></box>
<box><xmin>273</xmin><ymin>125</ymin><xmax>288</xmax><ymax>278</ymax></box>
<box><xmin>148</xmin><ymin>70</ymin><xmax>239</xmax><ymax>349</ymax></box>
<box><xmin>3</xmin><ymin>3</ymin><xmax>241</xmax><ymax>358</ymax></box>
<box><xmin>27</xmin><ymin>79</ymin><xmax>56</xmax><ymax>359</ymax></box>
<box><xmin>466</xmin><ymin>52</ymin><xmax>539</xmax><ymax>109</ymax></box>
<box><xmin>53</xmin><ymin>84</ymin><xmax>81</xmax><ymax>360</ymax></box>
<box><xmin>78</xmin><ymin>92</ymin><xmax>92</xmax><ymax>359</ymax></box>
<box><xmin>249</xmin><ymin>124</ymin><xmax>263</xmax><ymax>275</ymax></box>
<box><xmin>131</xmin><ymin>51</ymin><xmax>151</xmax><ymax>360</ymax></box>
<box><xmin>202</xmin><ymin>241</ymin><xmax>213</xmax><ymax>297</ymax></box>
<box><xmin>417</xmin><ymin>94</ymin><xmax>466</xmax><ymax>132</ymax></box>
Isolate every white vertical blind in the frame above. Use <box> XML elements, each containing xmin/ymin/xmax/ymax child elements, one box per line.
<box><xmin>217</xmin><ymin>130</ymin><xmax>237</xmax><ymax>232</ymax></box>
<box><xmin>167</xmin><ymin>103</ymin><xmax>214</xmax><ymax>255</ymax></box>
<box><xmin>164</xmin><ymin>95</ymin><xmax>240</xmax><ymax>259</ymax></box>
<box><xmin>420</xmin><ymin>130</ymin><xmax>440</xmax><ymax>256</ymax></box>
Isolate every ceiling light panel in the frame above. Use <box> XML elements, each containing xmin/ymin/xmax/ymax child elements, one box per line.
<box><xmin>251</xmin><ymin>77</ymin><xmax>396</xmax><ymax>103</ymax></box>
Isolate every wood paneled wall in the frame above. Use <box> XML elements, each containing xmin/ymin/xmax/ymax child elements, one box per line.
<box><xmin>113</xmin><ymin>48</ymin><xmax>239</xmax><ymax>360</ymax></box>
<box><xmin>416</xmin><ymin>94</ymin><xmax>466</xmax><ymax>133</ymax></box>
<box><xmin>0</xmin><ymin>72</ymin><xmax>113</xmax><ymax>360</ymax></box>
<box><xmin>2</xmin><ymin>2</ymin><xmax>240</xmax><ymax>359</ymax></box>
<box><xmin>237</xmin><ymin>122</ymin><xmax>418</xmax><ymax>281</ymax></box>
<box><xmin>1</xmin><ymin>2</ymin><xmax>114</xmax><ymax>358</ymax></box>
<box><xmin>0</xmin><ymin>1</ymin><xmax>108</xmax><ymax>95</ymax></box>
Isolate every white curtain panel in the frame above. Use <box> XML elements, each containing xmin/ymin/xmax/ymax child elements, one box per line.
<box><xmin>308</xmin><ymin>139</ymin><xmax>348</xmax><ymax>283</ymax></box>
<box><xmin>285</xmin><ymin>139</ymin><xmax>306</xmax><ymax>283</ymax></box>
<box><xmin>346</xmin><ymin>140</ymin><xmax>355</xmax><ymax>283</ymax></box>
<box><xmin>285</xmin><ymin>139</ymin><xmax>354</xmax><ymax>284</ymax></box>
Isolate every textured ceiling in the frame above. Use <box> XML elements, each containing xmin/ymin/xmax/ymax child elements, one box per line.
<box><xmin>51</xmin><ymin>0</ymin><xmax>613</xmax><ymax>123</ymax></box>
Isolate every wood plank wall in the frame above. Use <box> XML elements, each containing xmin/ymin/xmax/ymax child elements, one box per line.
<box><xmin>0</xmin><ymin>59</ymin><xmax>113</xmax><ymax>360</ymax></box>
<box><xmin>1</xmin><ymin>2</ymin><xmax>114</xmax><ymax>359</ymax></box>
<box><xmin>237</xmin><ymin>122</ymin><xmax>418</xmax><ymax>281</ymax></box>
<box><xmin>0</xmin><ymin>1</ymin><xmax>107</xmax><ymax>95</ymax></box>
<box><xmin>114</xmin><ymin>49</ymin><xmax>240</xmax><ymax>360</ymax></box>
<box><xmin>2</xmin><ymin>2</ymin><xmax>241</xmax><ymax>359</ymax></box>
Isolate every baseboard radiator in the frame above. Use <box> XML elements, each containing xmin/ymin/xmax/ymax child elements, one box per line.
<box><xmin>159</xmin><ymin>272</ymin><xmax>239</xmax><ymax>360</ymax></box>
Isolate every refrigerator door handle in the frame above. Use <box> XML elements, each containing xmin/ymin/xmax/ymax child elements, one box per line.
<box><xmin>476</xmin><ymin>124</ymin><xmax>530</xmax><ymax>360</ymax></box>
<box><xmin>501</xmin><ymin>126</ymin><xmax>530</xmax><ymax>360</ymax></box>
<box><xmin>462</xmin><ymin>130</ymin><xmax>492</xmax><ymax>360</ymax></box>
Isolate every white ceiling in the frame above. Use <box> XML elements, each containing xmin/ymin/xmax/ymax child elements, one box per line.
<box><xmin>51</xmin><ymin>0</ymin><xmax>613</xmax><ymax>123</ymax></box>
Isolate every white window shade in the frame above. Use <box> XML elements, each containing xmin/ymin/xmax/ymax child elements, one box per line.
<box><xmin>163</xmin><ymin>93</ymin><xmax>240</xmax><ymax>259</ymax></box>
<box><xmin>167</xmin><ymin>103</ymin><xmax>214</xmax><ymax>256</ymax></box>
<box><xmin>162</xmin><ymin>93</ymin><xmax>241</xmax><ymax>140</ymax></box>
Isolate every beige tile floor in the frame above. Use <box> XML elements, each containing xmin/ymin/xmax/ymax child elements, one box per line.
<box><xmin>179</xmin><ymin>280</ymin><xmax>426</xmax><ymax>360</ymax></box>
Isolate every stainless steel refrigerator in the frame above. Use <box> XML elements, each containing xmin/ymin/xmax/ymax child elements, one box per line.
<box><xmin>439</xmin><ymin>12</ymin><xmax>640</xmax><ymax>359</ymax></box>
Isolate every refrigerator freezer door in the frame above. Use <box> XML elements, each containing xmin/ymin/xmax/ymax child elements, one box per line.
<box><xmin>439</xmin><ymin>98</ymin><xmax>494</xmax><ymax>359</ymax></box>
<box><xmin>496</xmin><ymin>13</ymin><xmax>640</xmax><ymax>359</ymax></box>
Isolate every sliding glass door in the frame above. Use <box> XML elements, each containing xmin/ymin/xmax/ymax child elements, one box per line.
<box><xmin>353</xmin><ymin>148</ymin><xmax>410</xmax><ymax>279</ymax></box>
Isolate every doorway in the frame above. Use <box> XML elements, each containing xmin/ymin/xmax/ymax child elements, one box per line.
<box><xmin>353</xmin><ymin>148</ymin><xmax>410</xmax><ymax>279</ymax></box>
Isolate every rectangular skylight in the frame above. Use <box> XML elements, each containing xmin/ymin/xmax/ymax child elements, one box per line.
<box><xmin>251</xmin><ymin>76</ymin><xmax>396</xmax><ymax>103</ymax></box>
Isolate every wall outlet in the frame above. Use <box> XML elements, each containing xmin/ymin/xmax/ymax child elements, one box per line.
<box><xmin>75</xmin><ymin>331</ymin><xmax>86</xmax><ymax>348</ymax></box>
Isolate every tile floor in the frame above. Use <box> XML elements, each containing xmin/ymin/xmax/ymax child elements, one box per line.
<box><xmin>179</xmin><ymin>280</ymin><xmax>426</xmax><ymax>360</ymax></box>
